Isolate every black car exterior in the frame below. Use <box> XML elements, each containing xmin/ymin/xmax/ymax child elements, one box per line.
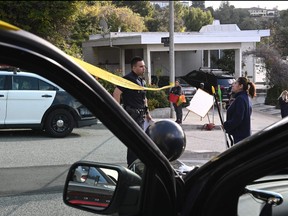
<box><xmin>2</xmin><ymin>21</ymin><xmax>288</xmax><ymax>216</ymax></box>
<box><xmin>180</xmin><ymin>69</ymin><xmax>235</xmax><ymax>103</ymax></box>
<box><xmin>180</xmin><ymin>69</ymin><xmax>217</xmax><ymax>93</ymax></box>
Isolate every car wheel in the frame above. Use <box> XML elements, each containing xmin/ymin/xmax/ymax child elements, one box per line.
<box><xmin>44</xmin><ymin>109</ymin><xmax>75</xmax><ymax>138</ymax></box>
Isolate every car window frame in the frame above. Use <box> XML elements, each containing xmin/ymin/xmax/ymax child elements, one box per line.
<box><xmin>0</xmin><ymin>31</ymin><xmax>178</xmax><ymax>214</ymax></box>
<box><xmin>3</xmin><ymin>26</ymin><xmax>288</xmax><ymax>216</ymax></box>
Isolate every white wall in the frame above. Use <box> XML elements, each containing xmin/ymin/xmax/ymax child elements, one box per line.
<box><xmin>151</xmin><ymin>51</ymin><xmax>170</xmax><ymax>76</ymax></box>
<box><xmin>151</xmin><ymin>51</ymin><xmax>203</xmax><ymax>77</ymax></box>
<box><xmin>175</xmin><ymin>51</ymin><xmax>202</xmax><ymax>76</ymax></box>
<box><xmin>241</xmin><ymin>42</ymin><xmax>256</xmax><ymax>82</ymax></box>
<box><xmin>83</xmin><ymin>41</ymin><xmax>258</xmax><ymax>83</ymax></box>
<box><xmin>82</xmin><ymin>46</ymin><xmax>97</xmax><ymax>66</ymax></box>
<box><xmin>95</xmin><ymin>47</ymin><xmax>120</xmax><ymax>65</ymax></box>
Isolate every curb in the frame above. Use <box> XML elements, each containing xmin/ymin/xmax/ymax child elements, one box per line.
<box><xmin>181</xmin><ymin>124</ymin><xmax>222</xmax><ymax>131</ymax></box>
<box><xmin>179</xmin><ymin>150</ymin><xmax>221</xmax><ymax>166</ymax></box>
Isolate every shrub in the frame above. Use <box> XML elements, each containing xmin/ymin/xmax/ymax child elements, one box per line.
<box><xmin>265</xmin><ymin>86</ymin><xmax>281</xmax><ymax>107</ymax></box>
<box><xmin>146</xmin><ymin>85</ymin><xmax>170</xmax><ymax>110</ymax></box>
<box><xmin>98</xmin><ymin>78</ymin><xmax>116</xmax><ymax>95</ymax></box>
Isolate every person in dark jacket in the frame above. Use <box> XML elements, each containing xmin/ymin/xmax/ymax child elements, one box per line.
<box><xmin>223</xmin><ymin>77</ymin><xmax>256</xmax><ymax>145</ymax></box>
<box><xmin>278</xmin><ymin>90</ymin><xmax>288</xmax><ymax>118</ymax></box>
<box><xmin>170</xmin><ymin>79</ymin><xmax>183</xmax><ymax>124</ymax></box>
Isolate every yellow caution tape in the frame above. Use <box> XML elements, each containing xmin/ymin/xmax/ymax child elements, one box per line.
<box><xmin>0</xmin><ymin>20</ymin><xmax>173</xmax><ymax>91</ymax></box>
<box><xmin>71</xmin><ymin>57</ymin><xmax>173</xmax><ymax>91</ymax></box>
<box><xmin>0</xmin><ymin>20</ymin><xmax>19</xmax><ymax>31</ymax></box>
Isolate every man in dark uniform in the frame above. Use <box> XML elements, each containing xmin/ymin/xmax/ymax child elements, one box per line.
<box><xmin>113</xmin><ymin>56</ymin><xmax>153</xmax><ymax>167</ymax></box>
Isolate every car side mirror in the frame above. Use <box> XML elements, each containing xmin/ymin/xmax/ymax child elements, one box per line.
<box><xmin>63</xmin><ymin>161</ymin><xmax>141</xmax><ymax>215</ymax></box>
<box><xmin>244</xmin><ymin>188</ymin><xmax>283</xmax><ymax>206</ymax></box>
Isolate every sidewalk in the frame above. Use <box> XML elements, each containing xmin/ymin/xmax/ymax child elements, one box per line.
<box><xmin>151</xmin><ymin>99</ymin><xmax>282</xmax><ymax>166</ymax></box>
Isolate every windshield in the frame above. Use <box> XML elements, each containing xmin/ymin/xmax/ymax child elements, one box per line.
<box><xmin>217</xmin><ymin>78</ymin><xmax>235</xmax><ymax>86</ymax></box>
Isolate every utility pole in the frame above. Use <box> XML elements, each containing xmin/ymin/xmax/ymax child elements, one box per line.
<box><xmin>169</xmin><ymin>1</ymin><xmax>175</xmax><ymax>118</ymax></box>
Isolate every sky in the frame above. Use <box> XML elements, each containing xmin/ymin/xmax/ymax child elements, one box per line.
<box><xmin>205</xmin><ymin>1</ymin><xmax>288</xmax><ymax>10</ymax></box>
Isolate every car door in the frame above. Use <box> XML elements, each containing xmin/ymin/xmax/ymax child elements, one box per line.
<box><xmin>180</xmin><ymin>119</ymin><xmax>288</xmax><ymax>216</ymax></box>
<box><xmin>0</xmin><ymin>74</ymin><xmax>7</xmax><ymax>124</ymax></box>
<box><xmin>5</xmin><ymin>75</ymin><xmax>56</xmax><ymax>124</ymax></box>
<box><xmin>4</xmin><ymin>19</ymin><xmax>288</xmax><ymax>216</ymax></box>
<box><xmin>0</xmin><ymin>37</ymin><xmax>177</xmax><ymax>216</ymax></box>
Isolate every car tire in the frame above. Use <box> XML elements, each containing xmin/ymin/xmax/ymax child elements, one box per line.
<box><xmin>44</xmin><ymin>109</ymin><xmax>75</xmax><ymax>138</ymax></box>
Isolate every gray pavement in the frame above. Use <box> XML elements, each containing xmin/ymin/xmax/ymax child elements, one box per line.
<box><xmin>151</xmin><ymin>97</ymin><xmax>282</xmax><ymax>166</ymax></box>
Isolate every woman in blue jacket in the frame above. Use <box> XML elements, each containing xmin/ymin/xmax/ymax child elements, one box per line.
<box><xmin>224</xmin><ymin>77</ymin><xmax>256</xmax><ymax>145</ymax></box>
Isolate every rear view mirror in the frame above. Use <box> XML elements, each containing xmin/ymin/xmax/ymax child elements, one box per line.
<box><xmin>63</xmin><ymin>161</ymin><xmax>141</xmax><ymax>215</ymax></box>
<box><xmin>65</xmin><ymin>164</ymin><xmax>118</xmax><ymax>210</ymax></box>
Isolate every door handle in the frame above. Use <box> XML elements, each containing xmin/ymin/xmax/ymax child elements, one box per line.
<box><xmin>42</xmin><ymin>94</ymin><xmax>52</xmax><ymax>98</ymax></box>
<box><xmin>0</xmin><ymin>94</ymin><xmax>4</xmax><ymax>97</ymax></box>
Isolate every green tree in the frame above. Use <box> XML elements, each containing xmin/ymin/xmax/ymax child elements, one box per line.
<box><xmin>174</xmin><ymin>2</ymin><xmax>188</xmax><ymax>32</ymax></box>
<box><xmin>233</xmin><ymin>9</ymin><xmax>251</xmax><ymax>27</ymax></box>
<box><xmin>145</xmin><ymin>14</ymin><xmax>162</xmax><ymax>32</ymax></box>
<box><xmin>145</xmin><ymin>6</ymin><xmax>168</xmax><ymax>32</ymax></box>
<box><xmin>111</xmin><ymin>0</ymin><xmax>154</xmax><ymax>18</ymax></box>
<box><xmin>213</xmin><ymin>1</ymin><xmax>250</xmax><ymax>25</ymax></box>
<box><xmin>69</xmin><ymin>4</ymin><xmax>102</xmax><ymax>58</ymax></box>
<box><xmin>273</xmin><ymin>10</ymin><xmax>288</xmax><ymax>56</ymax></box>
<box><xmin>237</xmin><ymin>17</ymin><xmax>258</xmax><ymax>30</ymax></box>
<box><xmin>0</xmin><ymin>1</ymin><xmax>83</xmax><ymax>57</ymax></box>
<box><xmin>70</xmin><ymin>2</ymin><xmax>147</xmax><ymax>59</ymax></box>
<box><xmin>146</xmin><ymin>2</ymin><xmax>187</xmax><ymax>32</ymax></box>
<box><xmin>212</xmin><ymin>50</ymin><xmax>235</xmax><ymax>74</ymax></box>
<box><xmin>243</xmin><ymin>45</ymin><xmax>288</xmax><ymax>105</ymax></box>
<box><xmin>206</xmin><ymin>6</ymin><xmax>214</xmax><ymax>16</ymax></box>
<box><xmin>85</xmin><ymin>1</ymin><xmax>113</xmax><ymax>7</ymax></box>
<box><xmin>184</xmin><ymin>7</ymin><xmax>213</xmax><ymax>31</ymax></box>
<box><xmin>0</xmin><ymin>1</ymin><xmax>148</xmax><ymax>57</ymax></box>
<box><xmin>213</xmin><ymin>1</ymin><xmax>234</xmax><ymax>23</ymax></box>
<box><xmin>98</xmin><ymin>5</ymin><xmax>147</xmax><ymax>32</ymax></box>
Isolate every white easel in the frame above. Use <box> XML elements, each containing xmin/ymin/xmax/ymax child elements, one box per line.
<box><xmin>183</xmin><ymin>89</ymin><xmax>214</xmax><ymax>122</ymax></box>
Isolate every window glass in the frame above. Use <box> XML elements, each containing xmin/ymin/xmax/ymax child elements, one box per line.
<box><xmin>39</xmin><ymin>79</ymin><xmax>57</xmax><ymax>90</ymax></box>
<box><xmin>217</xmin><ymin>78</ymin><xmax>235</xmax><ymax>86</ymax></box>
<box><xmin>13</xmin><ymin>76</ymin><xmax>38</xmax><ymax>90</ymax></box>
<box><xmin>0</xmin><ymin>63</ymin><xmax>139</xmax><ymax>214</ymax></box>
<box><xmin>0</xmin><ymin>76</ymin><xmax>5</xmax><ymax>90</ymax></box>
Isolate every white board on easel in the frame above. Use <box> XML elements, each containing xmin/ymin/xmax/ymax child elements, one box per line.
<box><xmin>186</xmin><ymin>89</ymin><xmax>214</xmax><ymax>118</ymax></box>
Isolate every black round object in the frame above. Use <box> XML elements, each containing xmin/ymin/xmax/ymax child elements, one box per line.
<box><xmin>146</xmin><ymin>120</ymin><xmax>186</xmax><ymax>161</ymax></box>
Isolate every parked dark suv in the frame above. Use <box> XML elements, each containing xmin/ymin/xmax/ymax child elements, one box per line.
<box><xmin>215</xmin><ymin>73</ymin><xmax>236</xmax><ymax>103</ymax></box>
<box><xmin>180</xmin><ymin>69</ymin><xmax>235</xmax><ymax>103</ymax></box>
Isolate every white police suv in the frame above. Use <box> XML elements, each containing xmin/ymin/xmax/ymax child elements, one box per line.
<box><xmin>0</xmin><ymin>67</ymin><xmax>97</xmax><ymax>137</ymax></box>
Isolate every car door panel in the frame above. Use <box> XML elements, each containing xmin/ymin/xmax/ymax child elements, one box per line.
<box><xmin>5</xmin><ymin>90</ymin><xmax>55</xmax><ymax>124</ymax></box>
<box><xmin>0</xmin><ymin>90</ymin><xmax>7</xmax><ymax>124</ymax></box>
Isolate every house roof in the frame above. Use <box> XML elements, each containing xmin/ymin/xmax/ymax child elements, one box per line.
<box><xmin>199</xmin><ymin>20</ymin><xmax>241</xmax><ymax>32</ymax></box>
<box><xmin>85</xmin><ymin>20</ymin><xmax>270</xmax><ymax>47</ymax></box>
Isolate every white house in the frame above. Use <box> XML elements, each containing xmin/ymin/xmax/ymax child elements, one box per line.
<box><xmin>82</xmin><ymin>20</ymin><xmax>270</xmax><ymax>84</ymax></box>
<box><xmin>248</xmin><ymin>7</ymin><xmax>279</xmax><ymax>17</ymax></box>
